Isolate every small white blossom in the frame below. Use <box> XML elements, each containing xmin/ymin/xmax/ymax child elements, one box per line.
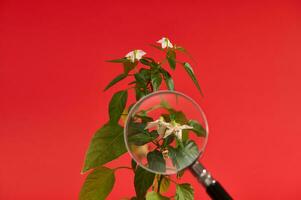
<box><xmin>157</xmin><ymin>37</ymin><xmax>173</xmax><ymax>49</ymax></box>
<box><xmin>145</xmin><ymin>117</ymin><xmax>169</xmax><ymax>136</ymax></box>
<box><xmin>145</xmin><ymin>117</ymin><xmax>193</xmax><ymax>141</ymax></box>
<box><xmin>164</xmin><ymin>123</ymin><xmax>193</xmax><ymax>141</ymax></box>
<box><xmin>125</xmin><ymin>50</ymin><xmax>146</xmax><ymax>63</ymax></box>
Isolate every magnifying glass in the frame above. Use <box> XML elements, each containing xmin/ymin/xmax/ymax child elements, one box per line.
<box><xmin>124</xmin><ymin>90</ymin><xmax>232</xmax><ymax>200</ymax></box>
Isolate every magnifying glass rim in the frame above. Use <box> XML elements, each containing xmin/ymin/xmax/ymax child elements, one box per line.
<box><xmin>124</xmin><ymin>90</ymin><xmax>209</xmax><ymax>175</ymax></box>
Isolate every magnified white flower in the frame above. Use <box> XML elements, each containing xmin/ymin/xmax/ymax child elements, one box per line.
<box><xmin>163</xmin><ymin>121</ymin><xmax>192</xmax><ymax>141</ymax></box>
<box><xmin>157</xmin><ymin>37</ymin><xmax>173</xmax><ymax>49</ymax></box>
<box><xmin>145</xmin><ymin>117</ymin><xmax>193</xmax><ymax>141</ymax></box>
<box><xmin>145</xmin><ymin>117</ymin><xmax>169</xmax><ymax>136</ymax></box>
<box><xmin>125</xmin><ymin>50</ymin><xmax>146</xmax><ymax>63</ymax></box>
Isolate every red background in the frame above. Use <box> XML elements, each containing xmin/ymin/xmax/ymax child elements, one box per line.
<box><xmin>1</xmin><ymin>0</ymin><xmax>301</xmax><ymax>199</ymax></box>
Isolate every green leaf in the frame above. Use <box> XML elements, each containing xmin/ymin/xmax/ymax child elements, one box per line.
<box><xmin>162</xmin><ymin>134</ymin><xmax>175</xmax><ymax>147</ymax></box>
<box><xmin>127</xmin><ymin>121</ymin><xmax>148</xmax><ymax>135</ymax></box>
<box><xmin>135</xmin><ymin>68</ymin><xmax>151</xmax><ymax>85</ymax></box>
<box><xmin>153</xmin><ymin>175</ymin><xmax>170</xmax><ymax>193</ymax></box>
<box><xmin>135</xmin><ymin>115</ymin><xmax>154</xmax><ymax>123</ymax></box>
<box><xmin>147</xmin><ymin>150</ymin><xmax>166</xmax><ymax>173</ymax></box>
<box><xmin>106</xmin><ymin>58</ymin><xmax>128</xmax><ymax>63</ymax></box>
<box><xmin>134</xmin><ymin>166</ymin><xmax>155</xmax><ymax>199</ymax></box>
<box><xmin>168</xmin><ymin>140</ymin><xmax>199</xmax><ymax>170</ymax></box>
<box><xmin>175</xmin><ymin>184</ymin><xmax>194</xmax><ymax>200</ymax></box>
<box><xmin>128</xmin><ymin>131</ymin><xmax>158</xmax><ymax>146</ymax></box>
<box><xmin>146</xmin><ymin>191</ymin><xmax>169</xmax><ymax>200</ymax></box>
<box><xmin>109</xmin><ymin>90</ymin><xmax>128</xmax><ymax>124</ymax></box>
<box><xmin>134</xmin><ymin>68</ymin><xmax>152</xmax><ymax>100</ymax></box>
<box><xmin>143</xmin><ymin>56</ymin><xmax>156</xmax><ymax>63</ymax></box>
<box><xmin>131</xmin><ymin>159</ymin><xmax>137</xmax><ymax>171</ymax></box>
<box><xmin>106</xmin><ymin>58</ymin><xmax>137</xmax><ymax>73</ymax></box>
<box><xmin>82</xmin><ymin>123</ymin><xmax>126</xmax><ymax>173</ymax></box>
<box><xmin>182</xmin><ymin>62</ymin><xmax>204</xmax><ymax>96</ymax></box>
<box><xmin>174</xmin><ymin>46</ymin><xmax>187</xmax><ymax>52</ymax></box>
<box><xmin>151</xmin><ymin>70</ymin><xmax>162</xmax><ymax>91</ymax></box>
<box><xmin>104</xmin><ymin>73</ymin><xmax>127</xmax><ymax>91</ymax></box>
<box><xmin>169</xmin><ymin>110</ymin><xmax>188</xmax><ymax>124</ymax></box>
<box><xmin>135</xmin><ymin>87</ymin><xmax>147</xmax><ymax>101</ymax></box>
<box><xmin>176</xmin><ymin>170</ymin><xmax>185</xmax><ymax>179</ymax></box>
<box><xmin>123</xmin><ymin>61</ymin><xmax>138</xmax><ymax>74</ymax></box>
<box><xmin>140</xmin><ymin>58</ymin><xmax>158</xmax><ymax>68</ymax></box>
<box><xmin>150</xmin><ymin>44</ymin><xmax>164</xmax><ymax>51</ymax></box>
<box><xmin>166</xmin><ymin>50</ymin><xmax>176</xmax><ymax>70</ymax></box>
<box><xmin>187</xmin><ymin>120</ymin><xmax>206</xmax><ymax>137</ymax></box>
<box><xmin>160</xmin><ymin>68</ymin><xmax>174</xmax><ymax>91</ymax></box>
<box><xmin>79</xmin><ymin>167</ymin><xmax>115</xmax><ymax>200</ymax></box>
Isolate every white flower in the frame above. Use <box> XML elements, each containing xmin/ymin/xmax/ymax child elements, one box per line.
<box><xmin>125</xmin><ymin>50</ymin><xmax>146</xmax><ymax>63</ymax></box>
<box><xmin>157</xmin><ymin>37</ymin><xmax>173</xmax><ymax>49</ymax></box>
<box><xmin>145</xmin><ymin>117</ymin><xmax>169</xmax><ymax>136</ymax></box>
<box><xmin>164</xmin><ymin>122</ymin><xmax>193</xmax><ymax>141</ymax></box>
<box><xmin>145</xmin><ymin>117</ymin><xmax>193</xmax><ymax>141</ymax></box>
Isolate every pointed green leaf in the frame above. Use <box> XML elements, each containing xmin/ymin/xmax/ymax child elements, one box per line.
<box><xmin>175</xmin><ymin>184</ymin><xmax>194</xmax><ymax>200</ymax></box>
<box><xmin>123</xmin><ymin>61</ymin><xmax>138</xmax><ymax>74</ymax></box>
<box><xmin>135</xmin><ymin>68</ymin><xmax>151</xmax><ymax>84</ymax></box>
<box><xmin>182</xmin><ymin>62</ymin><xmax>204</xmax><ymax>96</ymax></box>
<box><xmin>109</xmin><ymin>90</ymin><xmax>128</xmax><ymax>124</ymax></box>
<box><xmin>160</xmin><ymin>68</ymin><xmax>174</xmax><ymax>91</ymax></box>
<box><xmin>140</xmin><ymin>58</ymin><xmax>153</xmax><ymax>66</ymax></box>
<box><xmin>153</xmin><ymin>175</ymin><xmax>170</xmax><ymax>193</ymax></box>
<box><xmin>131</xmin><ymin>159</ymin><xmax>137</xmax><ymax>171</ymax></box>
<box><xmin>168</xmin><ymin>140</ymin><xmax>199</xmax><ymax>170</ymax></box>
<box><xmin>174</xmin><ymin>46</ymin><xmax>187</xmax><ymax>52</ymax></box>
<box><xmin>79</xmin><ymin>167</ymin><xmax>115</xmax><ymax>200</ymax></box>
<box><xmin>147</xmin><ymin>150</ymin><xmax>166</xmax><ymax>173</ymax></box>
<box><xmin>106</xmin><ymin>58</ymin><xmax>128</xmax><ymax>63</ymax></box>
<box><xmin>169</xmin><ymin>110</ymin><xmax>187</xmax><ymax>124</ymax></box>
<box><xmin>140</xmin><ymin>57</ymin><xmax>159</xmax><ymax>68</ymax></box>
<box><xmin>150</xmin><ymin>44</ymin><xmax>164</xmax><ymax>51</ymax></box>
<box><xmin>187</xmin><ymin>120</ymin><xmax>206</xmax><ymax>137</ymax></box>
<box><xmin>146</xmin><ymin>191</ymin><xmax>169</xmax><ymax>200</ymax></box>
<box><xmin>134</xmin><ymin>68</ymin><xmax>152</xmax><ymax>100</ymax></box>
<box><xmin>82</xmin><ymin>123</ymin><xmax>126</xmax><ymax>172</ymax></box>
<box><xmin>134</xmin><ymin>166</ymin><xmax>155</xmax><ymax>199</ymax></box>
<box><xmin>166</xmin><ymin>50</ymin><xmax>176</xmax><ymax>70</ymax></box>
<box><xmin>162</xmin><ymin>134</ymin><xmax>175</xmax><ymax>147</ymax></box>
<box><xmin>143</xmin><ymin>56</ymin><xmax>156</xmax><ymax>63</ymax></box>
<box><xmin>104</xmin><ymin>73</ymin><xmax>127</xmax><ymax>91</ymax></box>
<box><xmin>128</xmin><ymin>131</ymin><xmax>158</xmax><ymax>146</ymax></box>
<box><xmin>151</xmin><ymin>71</ymin><xmax>162</xmax><ymax>91</ymax></box>
<box><xmin>176</xmin><ymin>170</ymin><xmax>185</xmax><ymax>179</ymax></box>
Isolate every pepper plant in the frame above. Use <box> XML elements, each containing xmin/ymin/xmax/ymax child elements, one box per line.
<box><xmin>80</xmin><ymin>37</ymin><xmax>204</xmax><ymax>200</ymax></box>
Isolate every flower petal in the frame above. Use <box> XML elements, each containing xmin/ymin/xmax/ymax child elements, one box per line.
<box><xmin>145</xmin><ymin>120</ymin><xmax>159</xmax><ymax>130</ymax></box>
<box><xmin>163</xmin><ymin>128</ymin><xmax>174</xmax><ymax>138</ymax></box>
<box><xmin>157</xmin><ymin>126</ymin><xmax>166</xmax><ymax>136</ymax></box>
<box><xmin>175</xmin><ymin>129</ymin><xmax>183</xmax><ymax>140</ymax></box>
<box><xmin>157</xmin><ymin>37</ymin><xmax>166</xmax><ymax>44</ymax></box>
<box><xmin>135</xmin><ymin>50</ymin><xmax>146</xmax><ymax>60</ymax></box>
<box><xmin>179</xmin><ymin>125</ymin><xmax>193</xmax><ymax>130</ymax></box>
<box><xmin>167</xmin><ymin>40</ymin><xmax>173</xmax><ymax>48</ymax></box>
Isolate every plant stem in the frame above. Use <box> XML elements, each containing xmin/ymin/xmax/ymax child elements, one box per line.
<box><xmin>157</xmin><ymin>175</ymin><xmax>163</xmax><ymax>193</ymax></box>
<box><xmin>113</xmin><ymin>166</ymin><xmax>132</xmax><ymax>171</ymax></box>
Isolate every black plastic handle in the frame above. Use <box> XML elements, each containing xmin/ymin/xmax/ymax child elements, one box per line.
<box><xmin>206</xmin><ymin>181</ymin><xmax>233</xmax><ymax>200</ymax></box>
<box><xmin>189</xmin><ymin>161</ymin><xmax>233</xmax><ymax>200</ymax></box>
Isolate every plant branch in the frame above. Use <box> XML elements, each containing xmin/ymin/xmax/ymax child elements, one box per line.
<box><xmin>113</xmin><ymin>166</ymin><xmax>133</xmax><ymax>171</ymax></box>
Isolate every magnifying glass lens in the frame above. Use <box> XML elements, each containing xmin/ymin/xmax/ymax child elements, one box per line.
<box><xmin>124</xmin><ymin>91</ymin><xmax>208</xmax><ymax>175</ymax></box>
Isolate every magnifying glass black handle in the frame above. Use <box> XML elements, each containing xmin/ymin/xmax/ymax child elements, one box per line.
<box><xmin>206</xmin><ymin>181</ymin><xmax>232</xmax><ymax>200</ymax></box>
<box><xmin>190</xmin><ymin>161</ymin><xmax>233</xmax><ymax>200</ymax></box>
